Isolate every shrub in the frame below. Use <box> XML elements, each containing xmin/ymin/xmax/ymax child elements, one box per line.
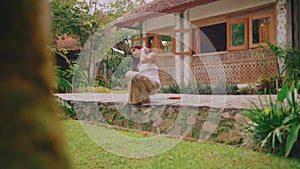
<box><xmin>236</xmin><ymin>85</ymin><xmax>256</xmax><ymax>95</ymax></box>
<box><xmin>197</xmin><ymin>84</ymin><xmax>212</xmax><ymax>95</ymax></box>
<box><xmin>212</xmin><ymin>81</ymin><xmax>238</xmax><ymax>95</ymax></box>
<box><xmin>160</xmin><ymin>83</ymin><xmax>180</xmax><ymax>94</ymax></box>
<box><xmin>181</xmin><ymin>83</ymin><xmax>200</xmax><ymax>94</ymax></box>
<box><xmin>56</xmin><ymin>99</ymin><xmax>76</xmax><ymax>119</ymax></box>
<box><xmin>242</xmin><ymin>81</ymin><xmax>300</xmax><ymax>157</ymax></box>
<box><xmin>256</xmin><ymin>75</ymin><xmax>283</xmax><ymax>94</ymax></box>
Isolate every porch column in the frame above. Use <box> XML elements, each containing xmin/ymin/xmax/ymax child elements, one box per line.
<box><xmin>276</xmin><ymin>0</ymin><xmax>289</xmax><ymax>73</ymax></box>
<box><xmin>174</xmin><ymin>10</ymin><xmax>193</xmax><ymax>88</ymax></box>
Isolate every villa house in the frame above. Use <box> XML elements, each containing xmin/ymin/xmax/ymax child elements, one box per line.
<box><xmin>113</xmin><ymin>0</ymin><xmax>298</xmax><ymax>87</ymax></box>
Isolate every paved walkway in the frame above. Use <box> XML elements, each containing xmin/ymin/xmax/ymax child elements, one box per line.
<box><xmin>54</xmin><ymin>93</ymin><xmax>277</xmax><ymax>109</ymax></box>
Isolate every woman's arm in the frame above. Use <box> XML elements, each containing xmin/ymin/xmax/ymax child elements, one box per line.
<box><xmin>140</xmin><ymin>47</ymin><xmax>157</xmax><ymax>63</ymax></box>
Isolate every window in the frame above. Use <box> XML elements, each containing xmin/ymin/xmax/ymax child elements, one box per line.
<box><xmin>173</xmin><ymin>29</ymin><xmax>192</xmax><ymax>55</ymax></box>
<box><xmin>200</xmin><ymin>23</ymin><xmax>227</xmax><ymax>53</ymax></box>
<box><xmin>249</xmin><ymin>13</ymin><xmax>274</xmax><ymax>48</ymax></box>
<box><xmin>227</xmin><ymin>18</ymin><xmax>248</xmax><ymax>50</ymax></box>
<box><xmin>159</xmin><ymin>35</ymin><xmax>172</xmax><ymax>53</ymax></box>
<box><xmin>132</xmin><ymin>37</ymin><xmax>148</xmax><ymax>47</ymax></box>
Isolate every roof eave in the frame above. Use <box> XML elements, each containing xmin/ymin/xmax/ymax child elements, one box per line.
<box><xmin>113</xmin><ymin>0</ymin><xmax>220</xmax><ymax>29</ymax></box>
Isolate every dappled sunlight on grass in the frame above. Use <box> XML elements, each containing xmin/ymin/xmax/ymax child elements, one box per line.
<box><xmin>62</xmin><ymin>119</ymin><xmax>300</xmax><ymax>169</ymax></box>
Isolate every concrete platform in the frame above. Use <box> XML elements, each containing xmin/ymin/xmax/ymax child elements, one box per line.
<box><xmin>54</xmin><ymin>93</ymin><xmax>277</xmax><ymax>109</ymax></box>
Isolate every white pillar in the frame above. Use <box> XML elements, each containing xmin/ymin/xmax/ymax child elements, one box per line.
<box><xmin>174</xmin><ymin>10</ymin><xmax>193</xmax><ymax>88</ymax></box>
<box><xmin>276</xmin><ymin>0</ymin><xmax>289</xmax><ymax>73</ymax></box>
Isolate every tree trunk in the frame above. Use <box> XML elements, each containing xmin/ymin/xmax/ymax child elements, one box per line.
<box><xmin>0</xmin><ymin>1</ymin><xmax>71</xmax><ymax>168</ymax></box>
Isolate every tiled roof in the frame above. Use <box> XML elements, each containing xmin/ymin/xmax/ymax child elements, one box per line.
<box><xmin>56</xmin><ymin>34</ymin><xmax>80</xmax><ymax>51</ymax></box>
<box><xmin>112</xmin><ymin>0</ymin><xmax>219</xmax><ymax>27</ymax></box>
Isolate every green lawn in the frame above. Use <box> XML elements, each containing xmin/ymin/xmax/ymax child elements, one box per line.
<box><xmin>62</xmin><ymin>119</ymin><xmax>300</xmax><ymax>169</ymax></box>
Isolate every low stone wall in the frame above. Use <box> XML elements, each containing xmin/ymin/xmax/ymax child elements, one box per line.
<box><xmin>66</xmin><ymin>100</ymin><xmax>252</xmax><ymax>146</ymax></box>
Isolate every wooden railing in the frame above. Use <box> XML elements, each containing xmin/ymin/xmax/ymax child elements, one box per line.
<box><xmin>156</xmin><ymin>48</ymin><xmax>278</xmax><ymax>85</ymax></box>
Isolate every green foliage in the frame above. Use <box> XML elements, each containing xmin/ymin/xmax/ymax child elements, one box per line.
<box><xmin>242</xmin><ymin>81</ymin><xmax>300</xmax><ymax>157</ymax></box>
<box><xmin>181</xmin><ymin>83</ymin><xmax>200</xmax><ymax>94</ymax></box>
<box><xmin>57</xmin><ymin>99</ymin><xmax>76</xmax><ymax>119</ymax></box>
<box><xmin>51</xmin><ymin>0</ymin><xmax>111</xmax><ymax>46</ymax></box>
<box><xmin>266</xmin><ymin>42</ymin><xmax>300</xmax><ymax>85</ymax></box>
<box><xmin>55</xmin><ymin>66</ymin><xmax>72</xmax><ymax>92</ymax></box>
<box><xmin>256</xmin><ymin>75</ymin><xmax>282</xmax><ymax>94</ymax></box>
<box><xmin>231</xmin><ymin>23</ymin><xmax>245</xmax><ymax>47</ymax></box>
<box><xmin>213</xmin><ymin>81</ymin><xmax>238</xmax><ymax>95</ymax></box>
<box><xmin>106</xmin><ymin>0</ymin><xmax>144</xmax><ymax>20</ymax></box>
<box><xmin>197</xmin><ymin>84</ymin><xmax>212</xmax><ymax>95</ymax></box>
<box><xmin>55</xmin><ymin>60</ymin><xmax>90</xmax><ymax>92</ymax></box>
<box><xmin>237</xmin><ymin>85</ymin><xmax>256</xmax><ymax>95</ymax></box>
<box><xmin>68</xmin><ymin>62</ymin><xmax>89</xmax><ymax>89</ymax></box>
<box><xmin>160</xmin><ymin>82</ymin><xmax>238</xmax><ymax>95</ymax></box>
<box><xmin>97</xmin><ymin>55</ymin><xmax>131</xmax><ymax>89</ymax></box>
<box><xmin>160</xmin><ymin>84</ymin><xmax>180</xmax><ymax>94</ymax></box>
<box><xmin>51</xmin><ymin>0</ymin><xmax>143</xmax><ymax>92</ymax></box>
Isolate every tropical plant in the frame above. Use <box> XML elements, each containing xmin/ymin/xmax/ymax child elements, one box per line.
<box><xmin>242</xmin><ymin>81</ymin><xmax>300</xmax><ymax>157</ymax></box>
<box><xmin>55</xmin><ymin>66</ymin><xmax>73</xmax><ymax>92</ymax></box>
<box><xmin>265</xmin><ymin>42</ymin><xmax>300</xmax><ymax>85</ymax></box>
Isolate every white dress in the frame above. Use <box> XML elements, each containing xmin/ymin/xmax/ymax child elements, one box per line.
<box><xmin>138</xmin><ymin>63</ymin><xmax>160</xmax><ymax>85</ymax></box>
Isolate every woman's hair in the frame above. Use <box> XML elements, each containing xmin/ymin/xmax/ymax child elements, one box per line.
<box><xmin>129</xmin><ymin>44</ymin><xmax>142</xmax><ymax>71</ymax></box>
<box><xmin>130</xmin><ymin>44</ymin><xmax>143</xmax><ymax>54</ymax></box>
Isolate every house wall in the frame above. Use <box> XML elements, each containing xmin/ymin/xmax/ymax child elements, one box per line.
<box><xmin>145</xmin><ymin>14</ymin><xmax>174</xmax><ymax>32</ymax></box>
<box><xmin>144</xmin><ymin>0</ymin><xmax>277</xmax><ymax>32</ymax></box>
<box><xmin>190</xmin><ymin>0</ymin><xmax>276</xmax><ymax>21</ymax></box>
<box><xmin>138</xmin><ymin>0</ymin><xmax>286</xmax><ymax>85</ymax></box>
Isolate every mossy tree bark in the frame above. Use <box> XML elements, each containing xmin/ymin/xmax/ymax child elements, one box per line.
<box><xmin>0</xmin><ymin>1</ymin><xmax>71</xmax><ymax>168</ymax></box>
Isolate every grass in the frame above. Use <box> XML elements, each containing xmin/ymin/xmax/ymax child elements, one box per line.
<box><xmin>62</xmin><ymin>118</ymin><xmax>300</xmax><ymax>169</ymax></box>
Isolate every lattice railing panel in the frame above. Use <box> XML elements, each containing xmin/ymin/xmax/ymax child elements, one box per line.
<box><xmin>156</xmin><ymin>49</ymin><xmax>278</xmax><ymax>85</ymax></box>
<box><xmin>156</xmin><ymin>54</ymin><xmax>176</xmax><ymax>85</ymax></box>
<box><xmin>158</xmin><ymin>68</ymin><xmax>176</xmax><ymax>85</ymax></box>
<box><xmin>193</xmin><ymin>61</ymin><xmax>278</xmax><ymax>84</ymax></box>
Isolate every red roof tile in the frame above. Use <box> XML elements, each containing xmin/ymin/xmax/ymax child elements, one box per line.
<box><xmin>56</xmin><ymin>34</ymin><xmax>80</xmax><ymax>50</ymax></box>
<box><xmin>113</xmin><ymin>0</ymin><xmax>219</xmax><ymax>27</ymax></box>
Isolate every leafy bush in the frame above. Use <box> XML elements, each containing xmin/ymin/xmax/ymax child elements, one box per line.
<box><xmin>256</xmin><ymin>75</ymin><xmax>283</xmax><ymax>94</ymax></box>
<box><xmin>55</xmin><ymin>66</ymin><xmax>72</xmax><ymax>92</ymax></box>
<box><xmin>266</xmin><ymin>42</ymin><xmax>300</xmax><ymax>85</ymax></box>
<box><xmin>56</xmin><ymin>99</ymin><xmax>76</xmax><ymax>119</ymax></box>
<box><xmin>160</xmin><ymin>83</ymin><xmax>180</xmax><ymax>94</ymax></box>
<box><xmin>97</xmin><ymin>55</ymin><xmax>131</xmax><ymax>88</ymax></box>
<box><xmin>181</xmin><ymin>83</ymin><xmax>200</xmax><ymax>94</ymax></box>
<box><xmin>212</xmin><ymin>81</ymin><xmax>238</xmax><ymax>95</ymax></box>
<box><xmin>160</xmin><ymin>82</ymin><xmax>239</xmax><ymax>95</ymax></box>
<box><xmin>242</xmin><ymin>81</ymin><xmax>300</xmax><ymax>157</ymax></box>
<box><xmin>197</xmin><ymin>84</ymin><xmax>212</xmax><ymax>95</ymax></box>
<box><xmin>236</xmin><ymin>85</ymin><xmax>256</xmax><ymax>95</ymax></box>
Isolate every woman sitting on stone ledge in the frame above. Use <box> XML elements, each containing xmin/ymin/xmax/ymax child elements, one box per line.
<box><xmin>125</xmin><ymin>44</ymin><xmax>161</xmax><ymax>105</ymax></box>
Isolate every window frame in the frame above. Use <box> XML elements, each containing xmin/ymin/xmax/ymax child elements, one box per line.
<box><xmin>198</xmin><ymin>22</ymin><xmax>228</xmax><ymax>54</ymax></box>
<box><xmin>131</xmin><ymin>37</ymin><xmax>148</xmax><ymax>47</ymax></box>
<box><xmin>227</xmin><ymin>18</ymin><xmax>248</xmax><ymax>51</ymax></box>
<box><xmin>249</xmin><ymin>12</ymin><xmax>275</xmax><ymax>48</ymax></box>
<box><xmin>172</xmin><ymin>29</ymin><xmax>193</xmax><ymax>55</ymax></box>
